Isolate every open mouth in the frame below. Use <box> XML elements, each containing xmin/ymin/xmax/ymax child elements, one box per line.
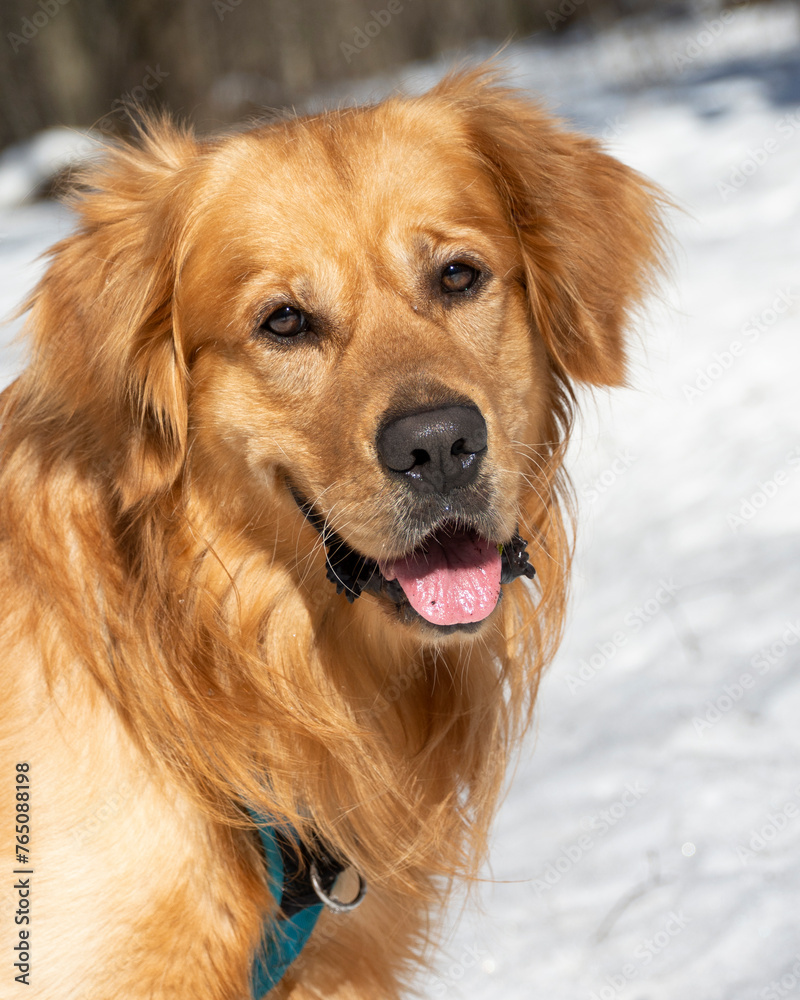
<box><xmin>290</xmin><ymin>487</ymin><xmax>535</xmax><ymax>633</ymax></box>
<box><xmin>378</xmin><ymin>526</ymin><xmax>503</xmax><ymax>627</ymax></box>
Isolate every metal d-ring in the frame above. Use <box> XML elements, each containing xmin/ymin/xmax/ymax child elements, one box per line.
<box><xmin>310</xmin><ymin>861</ymin><xmax>367</xmax><ymax>914</ymax></box>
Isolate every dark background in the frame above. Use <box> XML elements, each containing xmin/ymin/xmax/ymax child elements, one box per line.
<box><xmin>0</xmin><ymin>0</ymin><xmax>756</xmax><ymax>149</ymax></box>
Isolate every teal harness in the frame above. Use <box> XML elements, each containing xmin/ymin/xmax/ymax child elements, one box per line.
<box><xmin>247</xmin><ymin>811</ymin><xmax>366</xmax><ymax>998</ymax></box>
<box><xmin>249</xmin><ymin>815</ymin><xmax>322</xmax><ymax>997</ymax></box>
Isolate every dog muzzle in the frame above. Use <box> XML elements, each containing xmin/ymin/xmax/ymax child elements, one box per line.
<box><xmin>291</xmin><ymin>488</ymin><xmax>535</xmax><ymax>630</ymax></box>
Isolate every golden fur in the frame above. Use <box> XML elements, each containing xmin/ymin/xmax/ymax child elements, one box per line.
<box><xmin>0</xmin><ymin>70</ymin><xmax>665</xmax><ymax>998</ymax></box>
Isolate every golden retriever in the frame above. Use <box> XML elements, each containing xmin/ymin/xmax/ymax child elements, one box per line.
<box><xmin>0</xmin><ymin>69</ymin><xmax>665</xmax><ymax>998</ymax></box>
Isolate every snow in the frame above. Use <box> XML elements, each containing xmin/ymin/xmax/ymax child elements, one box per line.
<box><xmin>1</xmin><ymin>4</ymin><xmax>799</xmax><ymax>997</ymax></box>
<box><xmin>0</xmin><ymin>127</ymin><xmax>102</xmax><ymax>209</ymax></box>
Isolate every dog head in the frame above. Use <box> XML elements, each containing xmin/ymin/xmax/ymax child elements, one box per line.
<box><xmin>20</xmin><ymin>69</ymin><xmax>665</xmax><ymax>648</ymax></box>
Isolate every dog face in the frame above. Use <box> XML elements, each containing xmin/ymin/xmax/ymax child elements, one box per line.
<box><xmin>26</xmin><ymin>70</ymin><xmax>663</xmax><ymax>647</ymax></box>
<box><xmin>178</xmin><ymin>105</ymin><xmax>549</xmax><ymax>635</ymax></box>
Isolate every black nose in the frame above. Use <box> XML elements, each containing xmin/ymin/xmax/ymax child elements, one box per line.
<box><xmin>376</xmin><ymin>404</ymin><xmax>488</xmax><ymax>495</ymax></box>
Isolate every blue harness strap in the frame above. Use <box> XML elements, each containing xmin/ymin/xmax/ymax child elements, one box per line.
<box><xmin>248</xmin><ymin>812</ymin><xmax>323</xmax><ymax>998</ymax></box>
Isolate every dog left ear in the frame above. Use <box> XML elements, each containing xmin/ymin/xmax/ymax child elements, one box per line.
<box><xmin>438</xmin><ymin>70</ymin><xmax>668</xmax><ymax>387</ymax></box>
<box><xmin>27</xmin><ymin>119</ymin><xmax>198</xmax><ymax>509</ymax></box>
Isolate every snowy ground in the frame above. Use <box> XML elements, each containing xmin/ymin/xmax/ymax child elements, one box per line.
<box><xmin>1</xmin><ymin>4</ymin><xmax>799</xmax><ymax>998</ymax></box>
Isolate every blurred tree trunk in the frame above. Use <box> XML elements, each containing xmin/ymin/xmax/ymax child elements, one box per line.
<box><xmin>0</xmin><ymin>0</ymin><xmax>734</xmax><ymax>148</ymax></box>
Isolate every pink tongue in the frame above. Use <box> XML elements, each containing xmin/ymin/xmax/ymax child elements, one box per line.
<box><xmin>379</xmin><ymin>531</ymin><xmax>502</xmax><ymax>626</ymax></box>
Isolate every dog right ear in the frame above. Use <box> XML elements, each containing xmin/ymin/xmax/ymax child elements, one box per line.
<box><xmin>436</xmin><ymin>70</ymin><xmax>668</xmax><ymax>387</ymax></box>
<box><xmin>22</xmin><ymin>119</ymin><xmax>199</xmax><ymax>509</ymax></box>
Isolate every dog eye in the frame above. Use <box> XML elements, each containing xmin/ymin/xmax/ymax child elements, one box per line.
<box><xmin>440</xmin><ymin>262</ymin><xmax>479</xmax><ymax>293</ymax></box>
<box><xmin>261</xmin><ymin>305</ymin><xmax>309</xmax><ymax>338</ymax></box>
